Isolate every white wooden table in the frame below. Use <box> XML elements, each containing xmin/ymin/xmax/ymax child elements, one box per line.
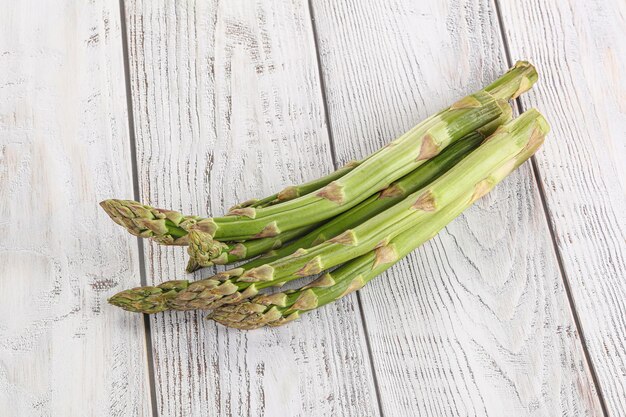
<box><xmin>1</xmin><ymin>0</ymin><xmax>624</xmax><ymax>416</ymax></box>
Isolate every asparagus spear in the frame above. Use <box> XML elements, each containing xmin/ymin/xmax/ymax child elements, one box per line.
<box><xmin>110</xmin><ymin>90</ymin><xmax>503</xmax><ymax>246</ymax></box>
<box><xmin>101</xmin><ymin>158</ymin><xmax>364</xmax><ymax>246</ymax></box>
<box><xmin>192</xmin><ymin>93</ymin><xmax>503</xmax><ymax>241</ymax></box>
<box><xmin>210</xmin><ymin>110</ymin><xmax>547</xmax><ymax>329</ymax></box>
<box><xmin>214</xmin><ymin>60</ymin><xmax>535</xmax><ymax>236</ymax></box>
<box><xmin>188</xmin><ymin>103</ymin><xmax>512</xmax><ymax>270</ymax></box>
<box><xmin>102</xmin><ymin>61</ymin><xmax>536</xmax><ymax>246</ymax></box>
<box><xmin>109</xmin><ymin>109</ymin><xmax>548</xmax><ymax>314</ymax></box>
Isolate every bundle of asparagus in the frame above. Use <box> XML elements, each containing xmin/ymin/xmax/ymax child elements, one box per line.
<box><xmin>103</xmin><ymin>62</ymin><xmax>548</xmax><ymax>329</ymax></box>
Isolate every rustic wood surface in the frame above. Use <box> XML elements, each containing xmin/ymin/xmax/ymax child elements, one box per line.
<box><xmin>498</xmin><ymin>0</ymin><xmax>626</xmax><ymax>413</ymax></box>
<box><xmin>0</xmin><ymin>0</ymin><xmax>624</xmax><ymax>416</ymax></box>
<box><xmin>0</xmin><ymin>0</ymin><xmax>151</xmax><ymax>416</ymax></box>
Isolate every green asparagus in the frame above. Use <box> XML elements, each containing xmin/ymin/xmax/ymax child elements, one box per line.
<box><xmin>109</xmin><ymin>106</ymin><xmax>512</xmax><ymax>312</ymax></box>
<box><xmin>109</xmin><ymin>109</ymin><xmax>548</xmax><ymax>314</ymax></box>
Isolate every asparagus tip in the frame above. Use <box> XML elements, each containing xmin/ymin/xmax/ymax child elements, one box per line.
<box><xmin>108</xmin><ymin>287</ymin><xmax>169</xmax><ymax>314</ymax></box>
<box><xmin>187</xmin><ymin>228</ymin><xmax>229</xmax><ymax>268</ymax></box>
<box><xmin>100</xmin><ymin>199</ymin><xmax>191</xmax><ymax>245</ymax></box>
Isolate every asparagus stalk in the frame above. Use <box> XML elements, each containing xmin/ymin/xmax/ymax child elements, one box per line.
<box><xmin>109</xmin><ymin>109</ymin><xmax>548</xmax><ymax>314</ymax></box>
<box><xmin>101</xmin><ymin>159</ymin><xmax>363</xmax><ymax>246</ymax></box>
<box><xmin>101</xmin><ymin>62</ymin><xmax>535</xmax><ymax>245</ymax></box>
<box><xmin>188</xmin><ymin>104</ymin><xmax>511</xmax><ymax>269</ymax></box>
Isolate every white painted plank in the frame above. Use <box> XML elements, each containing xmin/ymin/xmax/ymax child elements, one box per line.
<box><xmin>310</xmin><ymin>0</ymin><xmax>604</xmax><ymax>415</ymax></box>
<box><xmin>0</xmin><ymin>0</ymin><xmax>152</xmax><ymax>416</ymax></box>
<box><xmin>498</xmin><ymin>0</ymin><xmax>626</xmax><ymax>414</ymax></box>
<box><xmin>124</xmin><ymin>1</ymin><xmax>379</xmax><ymax>416</ymax></box>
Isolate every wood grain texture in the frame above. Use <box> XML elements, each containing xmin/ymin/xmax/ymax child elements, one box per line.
<box><xmin>498</xmin><ymin>0</ymin><xmax>626</xmax><ymax>414</ymax></box>
<box><xmin>124</xmin><ymin>0</ymin><xmax>379</xmax><ymax>415</ymax></box>
<box><xmin>0</xmin><ymin>0</ymin><xmax>152</xmax><ymax>416</ymax></box>
<box><xmin>310</xmin><ymin>0</ymin><xmax>604</xmax><ymax>415</ymax></box>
